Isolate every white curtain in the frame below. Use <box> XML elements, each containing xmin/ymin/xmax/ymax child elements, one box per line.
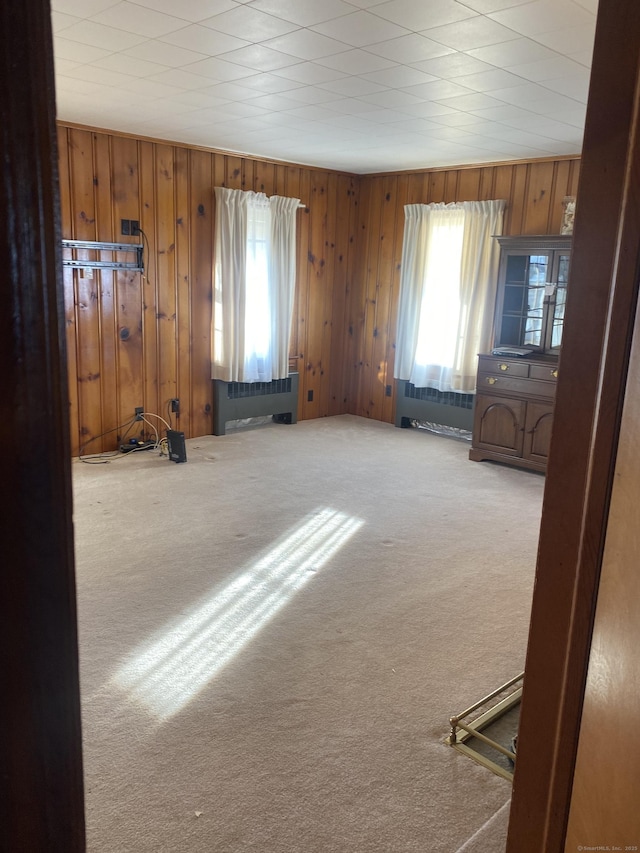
<box><xmin>394</xmin><ymin>199</ymin><xmax>505</xmax><ymax>392</ymax></box>
<box><xmin>212</xmin><ymin>187</ymin><xmax>299</xmax><ymax>383</ymax></box>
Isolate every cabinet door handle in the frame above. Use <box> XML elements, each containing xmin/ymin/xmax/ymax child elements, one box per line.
<box><xmin>486</xmin><ymin>376</ymin><xmax>497</xmax><ymax>385</ymax></box>
<box><xmin>499</xmin><ymin>363</ymin><xmax>509</xmax><ymax>371</ymax></box>
<box><xmin>551</xmin><ymin>368</ymin><xmax>558</xmax><ymax>378</ymax></box>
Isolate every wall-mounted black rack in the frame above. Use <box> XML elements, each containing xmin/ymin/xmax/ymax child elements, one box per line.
<box><xmin>61</xmin><ymin>239</ymin><xmax>143</xmax><ymax>272</ymax></box>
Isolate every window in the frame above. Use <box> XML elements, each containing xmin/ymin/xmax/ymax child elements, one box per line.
<box><xmin>213</xmin><ymin>188</ymin><xmax>299</xmax><ymax>384</ymax></box>
<box><xmin>394</xmin><ymin>200</ymin><xmax>505</xmax><ymax>393</ymax></box>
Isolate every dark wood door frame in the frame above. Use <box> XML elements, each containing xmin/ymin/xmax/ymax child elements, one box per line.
<box><xmin>507</xmin><ymin>1</ymin><xmax>640</xmax><ymax>849</ymax></box>
<box><xmin>0</xmin><ymin>1</ymin><xmax>85</xmax><ymax>850</ymax></box>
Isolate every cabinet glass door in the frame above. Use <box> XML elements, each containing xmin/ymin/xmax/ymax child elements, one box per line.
<box><xmin>498</xmin><ymin>252</ymin><xmax>552</xmax><ymax>348</ymax></box>
<box><xmin>549</xmin><ymin>253</ymin><xmax>570</xmax><ymax>350</ymax></box>
<box><xmin>523</xmin><ymin>255</ymin><xmax>548</xmax><ymax>348</ymax></box>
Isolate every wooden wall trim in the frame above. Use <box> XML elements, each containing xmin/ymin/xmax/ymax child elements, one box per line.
<box><xmin>506</xmin><ymin>0</ymin><xmax>640</xmax><ymax>849</ymax></box>
<box><xmin>1</xmin><ymin>2</ymin><xmax>85</xmax><ymax>849</ymax></box>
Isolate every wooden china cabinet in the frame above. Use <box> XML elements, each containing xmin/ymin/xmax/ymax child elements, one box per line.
<box><xmin>469</xmin><ymin>235</ymin><xmax>571</xmax><ymax>473</ymax></box>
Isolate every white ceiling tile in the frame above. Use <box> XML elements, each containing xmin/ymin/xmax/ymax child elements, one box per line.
<box><xmin>423</xmin><ymin>16</ymin><xmax>520</xmax><ymax>51</ymax></box>
<box><xmin>355</xmin><ymin>108</ymin><xmax>418</xmax><ymax>123</ymax></box>
<box><xmin>311</xmin><ymin>11</ymin><xmax>409</xmax><ymax>47</ymax></box>
<box><xmin>91</xmin><ymin>53</ymin><xmax>170</xmax><ymax>76</ymax></box>
<box><xmin>340</xmin><ymin>0</ymin><xmax>392</xmax><ymax>6</ymax></box>
<box><xmin>489</xmin><ymin>82</ymin><xmax>560</xmax><ymax>105</ymax></box>
<box><xmin>402</xmin><ymin>79</ymin><xmax>475</xmax><ymax>100</ymax></box>
<box><xmin>315</xmin><ymin>49</ymin><xmax>396</xmax><ymax>75</ymax></box>
<box><xmin>130</xmin><ymin>0</ymin><xmax>237</xmax><ymax>22</ymax></box>
<box><xmin>572</xmin><ymin>0</ymin><xmax>597</xmax><ymax>12</ymax></box>
<box><xmin>64</xmin><ymin>63</ymin><xmax>132</xmax><ymax>87</ymax></box>
<box><xmin>500</xmin><ymin>115</ymin><xmax>585</xmax><ymax>142</ymax></box>
<box><xmin>124</xmin><ymin>78</ymin><xmax>188</xmax><ymax>99</ymax></box>
<box><xmin>183</xmin><ymin>56</ymin><xmax>261</xmax><ymax>81</ymax></box>
<box><xmin>386</xmin><ymin>117</ymin><xmax>443</xmax><ymax>133</ymax></box>
<box><xmin>507</xmin><ymin>55</ymin><xmax>589</xmax><ymax>82</ymax></box>
<box><xmin>452</xmin><ymin>0</ymin><xmax>533</xmax><ymax>11</ymax></box>
<box><xmin>241</xmin><ymin>92</ymin><xmax>305</xmax><ymax>110</ymax></box>
<box><xmin>322</xmin><ymin>97</ymin><xmax>387</xmax><ymax>114</ymax></box>
<box><xmin>220</xmin><ymin>44</ymin><xmax>301</xmax><ymax>71</ymax></box>
<box><xmin>410</xmin><ymin>52</ymin><xmax>497</xmax><ymax>77</ymax></box>
<box><xmin>360</xmin><ymin>66</ymin><xmax>438</xmax><ymax>88</ymax></box>
<box><xmin>51</xmin><ymin>0</ymin><xmax>120</xmax><ymax>15</ymax></box>
<box><xmin>121</xmin><ymin>40</ymin><xmax>209</xmax><ymax>67</ymax></box>
<box><xmin>358</xmin><ymin>89</ymin><xmax>425</xmax><ymax>108</ymax></box>
<box><xmin>262</xmin><ymin>29</ymin><xmax>352</xmax><ymax>60</ymax></box>
<box><xmin>248</xmin><ymin>0</ymin><xmax>356</xmax><ymax>26</ymax></box>
<box><xmin>146</xmin><ymin>68</ymin><xmax>221</xmax><ymax>89</ymax></box>
<box><xmin>53</xmin><ymin>56</ymin><xmax>83</xmax><ymax>74</ymax></box>
<box><xmin>395</xmin><ymin>101</ymin><xmax>459</xmax><ymax>118</ymax></box>
<box><xmin>524</xmin><ymin>92</ymin><xmax>586</xmax><ymax>114</ymax></box>
<box><xmin>51</xmin><ymin>11</ymin><xmax>82</xmax><ymax>31</ymax></box>
<box><xmin>200</xmin><ymin>7</ymin><xmax>299</xmax><ymax>41</ymax></box>
<box><xmin>316</xmin><ymin>76</ymin><xmax>388</xmax><ymax>97</ymax></box>
<box><xmin>161</xmin><ymin>91</ymin><xmax>233</xmax><ymax>109</ymax></box>
<box><xmin>278</xmin><ymin>86</ymin><xmax>342</xmax><ymax>104</ymax></box>
<box><xmin>239</xmin><ymin>72</ymin><xmax>306</xmax><ymax>93</ymax></box>
<box><xmin>58</xmin><ymin>19</ymin><xmax>147</xmax><ymax>50</ymax></box>
<box><xmin>372</xmin><ymin>0</ymin><xmax>478</xmax><ymax>31</ymax></box>
<box><xmin>451</xmin><ymin>68</ymin><xmax>529</xmax><ymax>92</ymax></box>
<box><xmin>281</xmin><ymin>104</ymin><xmax>348</xmax><ymax>121</ymax></box>
<box><xmin>567</xmin><ymin>49</ymin><xmax>594</xmax><ymax>68</ymax></box>
<box><xmin>489</xmin><ymin>0</ymin><xmax>595</xmax><ymax>36</ymax></box>
<box><xmin>370</xmin><ymin>33</ymin><xmax>456</xmax><ymax>64</ymax></box>
<box><xmin>211</xmin><ymin>100</ymin><xmax>270</xmax><ymax>117</ymax></box>
<box><xmin>158</xmin><ymin>24</ymin><xmax>249</xmax><ymax>55</ymax></box>
<box><xmin>90</xmin><ymin>2</ymin><xmax>190</xmax><ymax>38</ymax></box>
<box><xmin>54</xmin><ymin>36</ymin><xmax>113</xmax><ymax>63</ymax></box>
<box><xmin>197</xmin><ymin>81</ymin><xmax>264</xmax><ymax>100</ymax></box>
<box><xmin>471</xmin><ymin>104</ymin><xmax>541</xmax><ymax>121</ymax></box>
<box><xmin>435</xmin><ymin>92</ymin><xmax>508</xmax><ymax>111</ymax></box>
<box><xmin>271</xmin><ymin>62</ymin><xmax>348</xmax><ymax>84</ymax></box>
<box><xmin>540</xmin><ymin>72</ymin><xmax>591</xmax><ymax>101</ymax></box>
<box><xmin>467</xmin><ymin>37</ymin><xmax>561</xmax><ymax>67</ymax></box>
<box><xmin>532</xmin><ymin>24</ymin><xmax>596</xmax><ymax>55</ymax></box>
<box><xmin>430</xmin><ymin>113</ymin><xmax>494</xmax><ymax>128</ymax></box>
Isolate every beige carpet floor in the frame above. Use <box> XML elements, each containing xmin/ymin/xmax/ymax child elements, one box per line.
<box><xmin>71</xmin><ymin>414</ymin><xmax>545</xmax><ymax>852</ymax></box>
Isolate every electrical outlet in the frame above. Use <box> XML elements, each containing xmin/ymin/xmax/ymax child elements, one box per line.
<box><xmin>121</xmin><ymin>218</ymin><xmax>130</xmax><ymax>236</ymax></box>
<box><xmin>307</xmin><ymin>390</ymin><xmax>313</xmax><ymax>402</ymax></box>
<box><xmin>135</xmin><ymin>406</ymin><xmax>144</xmax><ymax>421</ymax></box>
<box><xmin>385</xmin><ymin>384</ymin><xmax>392</xmax><ymax>397</ymax></box>
<box><xmin>170</xmin><ymin>398</ymin><xmax>180</xmax><ymax>414</ymax></box>
<box><xmin>131</xmin><ymin>220</ymin><xmax>140</xmax><ymax>236</ymax></box>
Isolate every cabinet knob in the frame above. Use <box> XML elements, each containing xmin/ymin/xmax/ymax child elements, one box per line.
<box><xmin>486</xmin><ymin>376</ymin><xmax>498</xmax><ymax>385</ymax></box>
<box><xmin>499</xmin><ymin>363</ymin><xmax>509</xmax><ymax>371</ymax></box>
<box><xmin>551</xmin><ymin>368</ymin><xmax>558</xmax><ymax>378</ymax></box>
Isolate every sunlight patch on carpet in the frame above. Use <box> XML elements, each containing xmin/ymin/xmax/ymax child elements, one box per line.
<box><xmin>112</xmin><ymin>507</ymin><xmax>364</xmax><ymax>721</ymax></box>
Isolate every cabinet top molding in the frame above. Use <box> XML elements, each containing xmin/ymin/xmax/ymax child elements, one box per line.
<box><xmin>496</xmin><ymin>234</ymin><xmax>572</xmax><ymax>251</ymax></box>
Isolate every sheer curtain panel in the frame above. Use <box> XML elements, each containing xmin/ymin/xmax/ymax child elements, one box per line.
<box><xmin>394</xmin><ymin>199</ymin><xmax>505</xmax><ymax>392</ymax></box>
<box><xmin>212</xmin><ymin>187</ymin><xmax>299</xmax><ymax>384</ymax></box>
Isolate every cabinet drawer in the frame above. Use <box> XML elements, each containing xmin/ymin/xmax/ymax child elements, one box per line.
<box><xmin>529</xmin><ymin>363</ymin><xmax>559</xmax><ymax>382</ymax></box>
<box><xmin>478</xmin><ymin>356</ymin><xmax>530</xmax><ymax>378</ymax></box>
<box><xmin>477</xmin><ymin>373</ymin><xmax>557</xmax><ymax>399</ymax></box>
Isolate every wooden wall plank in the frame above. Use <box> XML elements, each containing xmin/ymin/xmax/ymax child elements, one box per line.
<box><xmin>67</xmin><ymin>128</ymin><xmax>103</xmax><ymax>453</ymax></box>
<box><xmin>189</xmin><ymin>149</ymin><xmax>214</xmax><ymax>439</ymax></box>
<box><xmin>154</xmin><ymin>143</ymin><xmax>178</xmax><ymax>421</ymax></box>
<box><xmin>174</xmin><ymin>146</ymin><xmax>191</xmax><ymax>436</ymax></box>
<box><xmin>522</xmin><ymin>160</ymin><xmax>555</xmax><ymax>234</ymax></box>
<box><xmin>138</xmin><ymin>140</ymin><xmax>159</xmax><ymax>425</ymax></box>
<box><xmin>93</xmin><ymin>132</ymin><xmax>118</xmax><ymax>448</ymax></box>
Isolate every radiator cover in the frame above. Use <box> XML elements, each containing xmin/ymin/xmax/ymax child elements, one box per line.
<box><xmin>213</xmin><ymin>373</ymin><xmax>299</xmax><ymax>436</ymax></box>
<box><xmin>394</xmin><ymin>380</ymin><xmax>475</xmax><ymax>431</ymax></box>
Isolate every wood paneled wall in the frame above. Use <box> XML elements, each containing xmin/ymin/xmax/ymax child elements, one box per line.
<box><xmin>58</xmin><ymin>122</ymin><xmax>581</xmax><ymax>454</ymax></box>
<box><xmin>57</xmin><ymin>124</ymin><xmax>359</xmax><ymax>456</ymax></box>
<box><xmin>347</xmin><ymin>158</ymin><xmax>581</xmax><ymax>422</ymax></box>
